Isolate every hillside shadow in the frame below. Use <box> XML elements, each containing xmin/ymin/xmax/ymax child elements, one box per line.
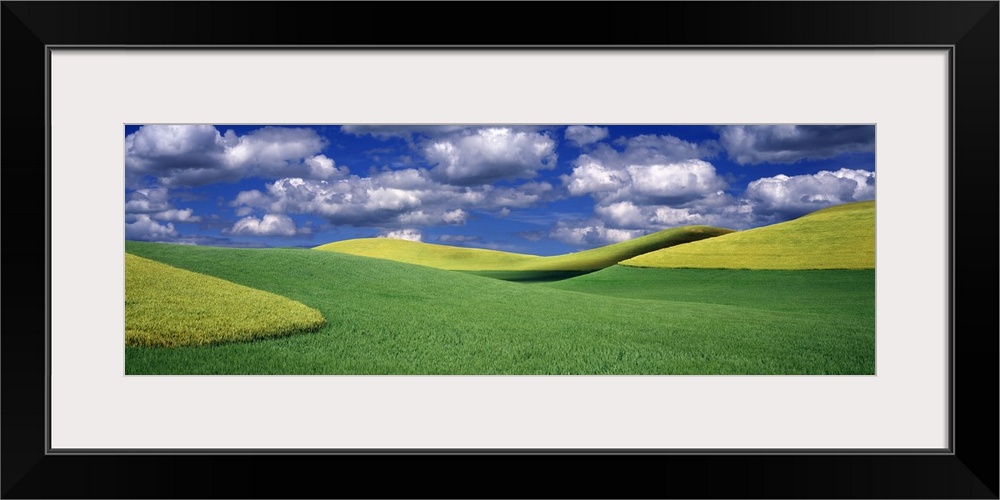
<box><xmin>458</xmin><ymin>270</ymin><xmax>598</xmax><ymax>283</ymax></box>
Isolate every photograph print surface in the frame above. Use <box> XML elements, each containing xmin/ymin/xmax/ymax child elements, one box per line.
<box><xmin>124</xmin><ymin>124</ymin><xmax>875</xmax><ymax>375</ymax></box>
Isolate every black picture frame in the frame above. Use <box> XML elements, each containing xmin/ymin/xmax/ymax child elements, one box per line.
<box><xmin>3</xmin><ymin>2</ymin><xmax>997</xmax><ymax>498</ymax></box>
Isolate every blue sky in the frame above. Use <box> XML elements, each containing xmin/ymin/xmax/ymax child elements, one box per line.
<box><xmin>124</xmin><ymin>124</ymin><xmax>875</xmax><ymax>256</ymax></box>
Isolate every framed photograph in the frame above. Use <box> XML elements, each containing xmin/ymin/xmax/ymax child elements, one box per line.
<box><xmin>4</xmin><ymin>2</ymin><xmax>996</xmax><ymax>498</ymax></box>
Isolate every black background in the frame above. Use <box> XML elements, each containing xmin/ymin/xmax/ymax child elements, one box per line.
<box><xmin>3</xmin><ymin>2</ymin><xmax>997</xmax><ymax>498</ymax></box>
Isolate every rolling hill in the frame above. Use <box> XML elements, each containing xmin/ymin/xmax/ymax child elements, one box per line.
<box><xmin>313</xmin><ymin>237</ymin><xmax>541</xmax><ymax>270</ymax></box>
<box><xmin>125</xmin><ymin>241</ymin><xmax>874</xmax><ymax>375</ymax></box>
<box><xmin>314</xmin><ymin>225</ymin><xmax>733</xmax><ymax>276</ymax></box>
<box><xmin>621</xmin><ymin>200</ymin><xmax>875</xmax><ymax>270</ymax></box>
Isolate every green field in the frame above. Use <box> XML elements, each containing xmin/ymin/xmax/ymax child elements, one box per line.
<box><xmin>623</xmin><ymin>200</ymin><xmax>875</xmax><ymax>269</ymax></box>
<box><xmin>125</xmin><ymin>254</ymin><xmax>325</xmax><ymax>347</ymax></box>
<box><xmin>315</xmin><ymin>225</ymin><xmax>733</xmax><ymax>273</ymax></box>
<box><xmin>124</xmin><ymin>240</ymin><xmax>874</xmax><ymax>375</ymax></box>
<box><xmin>545</xmin><ymin>265</ymin><xmax>874</xmax><ymax>316</ymax></box>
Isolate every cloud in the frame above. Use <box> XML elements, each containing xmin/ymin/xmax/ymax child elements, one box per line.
<box><xmin>576</xmin><ymin>168</ymin><xmax>876</xmax><ymax>233</ymax></box>
<box><xmin>565</xmin><ymin>126</ymin><xmax>609</xmax><ymax>147</ymax></box>
<box><xmin>343</xmin><ymin>125</ymin><xmax>562</xmax><ymax>188</ymax></box>
<box><xmin>550</xmin><ymin>220</ymin><xmax>646</xmax><ymax>247</ymax></box>
<box><xmin>562</xmin><ymin>135</ymin><xmax>722</xmax><ymax>203</ymax></box>
<box><xmin>438</xmin><ymin>235</ymin><xmax>479</xmax><ymax>243</ymax></box>
<box><xmin>424</xmin><ymin>127</ymin><xmax>557</xmax><ymax>185</ymax></box>
<box><xmin>233</xmin><ymin>175</ymin><xmax>442</xmax><ymax>227</ymax></box>
<box><xmin>125</xmin><ymin>215</ymin><xmax>178</xmax><ymax>241</ymax></box>
<box><xmin>719</xmin><ymin>125</ymin><xmax>875</xmax><ymax>165</ymax></box>
<box><xmin>396</xmin><ymin>209</ymin><xmax>466</xmax><ymax>226</ymax></box>
<box><xmin>151</xmin><ymin>208</ymin><xmax>201</xmax><ymax>223</ymax></box>
<box><xmin>125</xmin><ymin>187</ymin><xmax>201</xmax><ymax>222</ymax></box>
<box><xmin>558</xmin><ymin>132</ymin><xmax>806</xmax><ymax>234</ymax></box>
<box><xmin>379</xmin><ymin>229</ymin><xmax>422</xmax><ymax>242</ymax></box>
<box><xmin>227</xmin><ymin>214</ymin><xmax>300</xmax><ymax>237</ymax></box>
<box><xmin>483</xmin><ymin>182</ymin><xmax>555</xmax><ymax>208</ymax></box>
<box><xmin>304</xmin><ymin>155</ymin><xmax>343</xmax><ymax>179</ymax></box>
<box><xmin>564</xmin><ymin>160</ymin><xmax>628</xmax><ymax>196</ymax></box>
<box><xmin>124</xmin><ymin>187</ymin><xmax>173</xmax><ymax>213</ymax></box>
<box><xmin>593</xmin><ymin>201</ymin><xmax>647</xmax><ymax>229</ymax></box>
<box><xmin>124</xmin><ymin>125</ymin><xmax>234</xmax><ymax>187</ymax></box>
<box><xmin>626</xmin><ymin>160</ymin><xmax>727</xmax><ymax>204</ymax></box>
<box><xmin>442</xmin><ymin>209</ymin><xmax>467</xmax><ymax>224</ymax></box>
<box><xmin>224</xmin><ymin>127</ymin><xmax>330</xmax><ymax>176</ymax></box>
<box><xmin>124</xmin><ymin>213</ymin><xmax>272</xmax><ymax>247</ymax></box>
<box><xmin>610</xmin><ymin>134</ymin><xmax>718</xmax><ymax>165</ymax></box>
<box><xmin>557</xmin><ymin>130</ymin><xmax>878</xmax><ymax>243</ymax></box>
<box><xmin>744</xmin><ymin>168</ymin><xmax>875</xmax><ymax>217</ymax></box>
<box><xmin>562</xmin><ymin>153</ymin><xmax>730</xmax><ymax>230</ymax></box>
<box><xmin>125</xmin><ymin>125</ymin><xmax>342</xmax><ymax>187</ymax></box>
<box><xmin>230</xmin><ymin>169</ymin><xmax>553</xmax><ymax>229</ymax></box>
<box><xmin>516</xmin><ymin>231</ymin><xmax>546</xmax><ymax>242</ymax></box>
<box><xmin>365</xmin><ymin>187</ymin><xmax>423</xmax><ymax>211</ymax></box>
<box><xmin>589</xmin><ymin>194</ymin><xmax>748</xmax><ymax>231</ymax></box>
<box><xmin>340</xmin><ymin>125</ymin><xmax>468</xmax><ymax>141</ymax></box>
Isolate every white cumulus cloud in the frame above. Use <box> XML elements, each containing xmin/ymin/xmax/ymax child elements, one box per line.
<box><xmin>562</xmin><ymin>134</ymin><xmax>723</xmax><ymax>205</ymax></box>
<box><xmin>442</xmin><ymin>209</ymin><xmax>467</xmax><ymax>224</ymax></box>
<box><xmin>558</xmin><ymin>133</ymin><xmax>739</xmax><ymax>236</ymax></box>
<box><xmin>611</xmin><ymin>134</ymin><xmax>717</xmax><ymax>164</ymax></box>
<box><xmin>626</xmin><ymin>160</ymin><xmax>727</xmax><ymax>204</ymax></box>
<box><xmin>125</xmin><ymin>187</ymin><xmax>202</xmax><ymax>223</ymax></box>
<box><xmin>230</xmin><ymin>169</ymin><xmax>551</xmax><ymax>229</ymax></box>
<box><xmin>589</xmin><ymin>195</ymin><xmax>743</xmax><ymax>231</ymax></box>
<box><xmin>227</xmin><ymin>214</ymin><xmax>300</xmax><ymax>237</ymax></box>
<box><xmin>593</xmin><ymin>201</ymin><xmax>646</xmax><ymax>229</ymax></box>
<box><xmin>379</xmin><ymin>229</ymin><xmax>423</xmax><ymax>242</ymax></box>
<box><xmin>424</xmin><ymin>127</ymin><xmax>557</xmax><ymax>185</ymax></box>
<box><xmin>744</xmin><ymin>168</ymin><xmax>875</xmax><ymax>217</ymax></box>
<box><xmin>124</xmin><ymin>187</ymin><xmax>172</xmax><ymax>213</ymax></box>
<box><xmin>126</xmin><ymin>125</ymin><xmax>340</xmax><ymax>187</ymax></box>
<box><xmin>561</xmin><ymin>150</ymin><xmax>731</xmax><ymax>232</ymax></box>
<box><xmin>564</xmin><ymin>160</ymin><xmax>627</xmax><ymax>196</ymax></box>
<box><xmin>304</xmin><ymin>154</ymin><xmax>346</xmax><ymax>180</ymax></box>
<box><xmin>125</xmin><ymin>215</ymin><xmax>178</xmax><ymax>241</ymax></box>
<box><xmin>151</xmin><ymin>208</ymin><xmax>201</xmax><ymax>223</ymax></box>
<box><xmin>549</xmin><ymin>220</ymin><xmax>645</xmax><ymax>247</ymax></box>
<box><xmin>565</xmin><ymin>126</ymin><xmax>609</xmax><ymax>147</ymax></box>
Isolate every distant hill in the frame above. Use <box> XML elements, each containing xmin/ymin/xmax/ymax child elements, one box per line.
<box><xmin>522</xmin><ymin>226</ymin><xmax>734</xmax><ymax>271</ymax></box>
<box><xmin>314</xmin><ymin>238</ymin><xmax>542</xmax><ymax>271</ymax></box>
<box><xmin>314</xmin><ymin>225</ymin><xmax>733</xmax><ymax>274</ymax></box>
<box><xmin>621</xmin><ymin>200</ymin><xmax>875</xmax><ymax>270</ymax></box>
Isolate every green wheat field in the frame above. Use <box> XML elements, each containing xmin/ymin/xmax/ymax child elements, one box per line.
<box><xmin>125</xmin><ymin>200</ymin><xmax>875</xmax><ymax>375</ymax></box>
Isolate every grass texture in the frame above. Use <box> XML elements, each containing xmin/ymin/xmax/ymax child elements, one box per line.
<box><xmin>125</xmin><ymin>241</ymin><xmax>874</xmax><ymax>375</ymax></box>
<box><xmin>622</xmin><ymin>201</ymin><xmax>875</xmax><ymax>270</ymax></box>
<box><xmin>125</xmin><ymin>253</ymin><xmax>325</xmax><ymax>347</ymax></box>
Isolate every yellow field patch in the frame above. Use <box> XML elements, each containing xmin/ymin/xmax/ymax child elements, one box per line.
<box><xmin>314</xmin><ymin>238</ymin><xmax>540</xmax><ymax>270</ymax></box>
<box><xmin>622</xmin><ymin>200</ymin><xmax>875</xmax><ymax>270</ymax></box>
<box><xmin>125</xmin><ymin>253</ymin><xmax>325</xmax><ymax>347</ymax></box>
